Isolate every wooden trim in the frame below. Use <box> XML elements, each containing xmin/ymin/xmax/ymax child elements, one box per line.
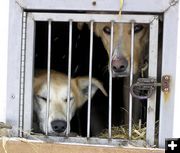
<box><xmin>0</xmin><ymin>139</ymin><xmax>164</xmax><ymax>153</ymax></box>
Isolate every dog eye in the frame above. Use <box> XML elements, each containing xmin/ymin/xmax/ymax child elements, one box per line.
<box><xmin>103</xmin><ymin>26</ymin><xmax>111</xmax><ymax>35</ymax></box>
<box><xmin>134</xmin><ymin>24</ymin><xmax>144</xmax><ymax>33</ymax></box>
<box><xmin>64</xmin><ymin>97</ymin><xmax>74</xmax><ymax>103</ymax></box>
<box><xmin>37</xmin><ymin>95</ymin><xmax>47</xmax><ymax>101</ymax></box>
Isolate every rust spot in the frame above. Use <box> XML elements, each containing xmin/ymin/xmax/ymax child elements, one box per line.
<box><xmin>163</xmin><ymin>92</ymin><xmax>170</xmax><ymax>102</ymax></box>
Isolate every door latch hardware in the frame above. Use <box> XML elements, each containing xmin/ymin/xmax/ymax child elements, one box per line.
<box><xmin>161</xmin><ymin>75</ymin><xmax>170</xmax><ymax>93</ymax></box>
<box><xmin>130</xmin><ymin>75</ymin><xmax>170</xmax><ymax>99</ymax></box>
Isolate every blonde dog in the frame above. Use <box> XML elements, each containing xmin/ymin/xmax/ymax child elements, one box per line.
<box><xmin>33</xmin><ymin>70</ymin><xmax>107</xmax><ymax>134</ymax></box>
<box><xmin>78</xmin><ymin>22</ymin><xmax>148</xmax><ymax>77</ymax></box>
<box><xmin>78</xmin><ymin>22</ymin><xmax>149</xmax><ymax>123</ymax></box>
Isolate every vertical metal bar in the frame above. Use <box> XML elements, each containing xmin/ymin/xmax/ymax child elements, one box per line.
<box><xmin>23</xmin><ymin>13</ymin><xmax>35</xmax><ymax>135</ymax></box>
<box><xmin>146</xmin><ymin>18</ymin><xmax>159</xmax><ymax>146</ymax></box>
<box><xmin>108</xmin><ymin>21</ymin><xmax>114</xmax><ymax>139</ymax></box>
<box><xmin>45</xmin><ymin>20</ymin><xmax>52</xmax><ymax>136</ymax></box>
<box><xmin>128</xmin><ymin>22</ymin><xmax>135</xmax><ymax>139</ymax></box>
<box><xmin>66</xmin><ymin>19</ymin><xmax>73</xmax><ymax>136</ymax></box>
<box><xmin>19</xmin><ymin>11</ymin><xmax>27</xmax><ymax>137</ymax></box>
<box><xmin>87</xmin><ymin>20</ymin><xmax>94</xmax><ymax>138</ymax></box>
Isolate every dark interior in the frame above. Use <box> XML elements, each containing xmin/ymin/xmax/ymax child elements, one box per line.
<box><xmin>34</xmin><ymin>21</ymin><xmax>126</xmax><ymax>136</ymax></box>
<box><xmin>34</xmin><ymin>21</ymin><xmax>161</xmax><ymax>137</ymax></box>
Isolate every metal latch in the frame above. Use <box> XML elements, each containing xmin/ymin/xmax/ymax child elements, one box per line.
<box><xmin>130</xmin><ymin>75</ymin><xmax>170</xmax><ymax>99</ymax></box>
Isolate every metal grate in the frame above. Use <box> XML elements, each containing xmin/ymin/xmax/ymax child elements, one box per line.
<box><xmin>20</xmin><ymin>12</ymin><xmax>159</xmax><ymax>147</ymax></box>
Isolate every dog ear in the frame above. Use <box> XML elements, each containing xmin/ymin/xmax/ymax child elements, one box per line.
<box><xmin>77</xmin><ymin>22</ymin><xmax>101</xmax><ymax>38</ymax></box>
<box><xmin>33</xmin><ymin>95</ymin><xmax>42</xmax><ymax>111</ymax></box>
<box><xmin>74</xmin><ymin>77</ymin><xmax>107</xmax><ymax>107</ymax></box>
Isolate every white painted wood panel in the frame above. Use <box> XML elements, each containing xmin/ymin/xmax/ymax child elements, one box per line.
<box><xmin>159</xmin><ymin>2</ymin><xmax>180</xmax><ymax>148</ymax></box>
<box><xmin>6</xmin><ymin>1</ymin><xmax>23</xmax><ymax>136</ymax></box>
<box><xmin>17</xmin><ymin>0</ymin><xmax>169</xmax><ymax>12</ymax></box>
<box><xmin>0</xmin><ymin>1</ymin><xmax>9</xmax><ymax>122</ymax></box>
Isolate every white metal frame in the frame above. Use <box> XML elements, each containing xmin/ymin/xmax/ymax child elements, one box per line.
<box><xmin>6</xmin><ymin>0</ymin><xmax>180</xmax><ymax>148</ymax></box>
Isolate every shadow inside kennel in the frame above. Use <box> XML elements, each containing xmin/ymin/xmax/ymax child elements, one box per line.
<box><xmin>33</xmin><ymin>21</ymin><xmax>153</xmax><ymax>138</ymax></box>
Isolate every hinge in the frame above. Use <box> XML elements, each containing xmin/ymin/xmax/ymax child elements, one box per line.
<box><xmin>130</xmin><ymin>75</ymin><xmax>170</xmax><ymax>99</ymax></box>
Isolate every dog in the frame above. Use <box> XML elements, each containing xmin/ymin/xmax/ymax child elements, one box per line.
<box><xmin>77</xmin><ymin>22</ymin><xmax>148</xmax><ymax>76</ymax></box>
<box><xmin>78</xmin><ymin>22</ymin><xmax>149</xmax><ymax>123</ymax></box>
<box><xmin>33</xmin><ymin>70</ymin><xmax>107</xmax><ymax>135</ymax></box>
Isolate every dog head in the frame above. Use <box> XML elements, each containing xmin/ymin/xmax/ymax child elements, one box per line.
<box><xmin>78</xmin><ymin>22</ymin><xmax>148</xmax><ymax>77</ymax></box>
<box><xmin>33</xmin><ymin>71</ymin><xmax>107</xmax><ymax>135</ymax></box>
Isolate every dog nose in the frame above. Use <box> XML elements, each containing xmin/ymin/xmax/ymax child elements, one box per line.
<box><xmin>111</xmin><ymin>58</ymin><xmax>128</xmax><ymax>73</ymax></box>
<box><xmin>51</xmin><ymin>120</ymin><xmax>67</xmax><ymax>133</ymax></box>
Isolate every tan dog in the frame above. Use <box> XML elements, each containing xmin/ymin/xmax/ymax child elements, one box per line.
<box><xmin>33</xmin><ymin>70</ymin><xmax>107</xmax><ymax>135</ymax></box>
<box><xmin>78</xmin><ymin>22</ymin><xmax>148</xmax><ymax>76</ymax></box>
<box><xmin>78</xmin><ymin>22</ymin><xmax>149</xmax><ymax>123</ymax></box>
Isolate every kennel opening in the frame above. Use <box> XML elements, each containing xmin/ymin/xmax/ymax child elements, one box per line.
<box><xmin>7</xmin><ymin>12</ymin><xmax>161</xmax><ymax>147</ymax></box>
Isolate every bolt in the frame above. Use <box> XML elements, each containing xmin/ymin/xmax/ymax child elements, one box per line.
<box><xmin>11</xmin><ymin>95</ymin><xmax>15</xmax><ymax>99</ymax></box>
<box><xmin>92</xmin><ymin>1</ymin><xmax>96</xmax><ymax>6</ymax></box>
<box><xmin>165</xmin><ymin>76</ymin><xmax>169</xmax><ymax>80</ymax></box>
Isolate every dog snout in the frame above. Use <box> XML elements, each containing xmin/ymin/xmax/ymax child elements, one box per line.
<box><xmin>51</xmin><ymin>120</ymin><xmax>67</xmax><ymax>133</ymax></box>
<box><xmin>111</xmin><ymin>57</ymin><xmax>128</xmax><ymax>73</ymax></box>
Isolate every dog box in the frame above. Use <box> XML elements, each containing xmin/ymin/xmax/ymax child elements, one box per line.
<box><xmin>4</xmin><ymin>0</ymin><xmax>180</xmax><ymax>149</ymax></box>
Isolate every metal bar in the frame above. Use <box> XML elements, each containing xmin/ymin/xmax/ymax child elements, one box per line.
<box><xmin>146</xmin><ymin>17</ymin><xmax>159</xmax><ymax>146</ymax></box>
<box><xmin>19</xmin><ymin>12</ymin><xmax>27</xmax><ymax>137</ymax></box>
<box><xmin>45</xmin><ymin>20</ymin><xmax>52</xmax><ymax>136</ymax></box>
<box><xmin>32</xmin><ymin>13</ymin><xmax>155</xmax><ymax>24</ymax></box>
<box><xmin>128</xmin><ymin>22</ymin><xmax>135</xmax><ymax>139</ymax></box>
<box><xmin>66</xmin><ymin>20</ymin><xmax>73</xmax><ymax>136</ymax></box>
<box><xmin>23</xmin><ymin>13</ymin><xmax>35</xmax><ymax>135</ymax></box>
<box><xmin>27</xmin><ymin>135</ymin><xmax>132</xmax><ymax>147</ymax></box>
<box><xmin>87</xmin><ymin>21</ymin><xmax>94</xmax><ymax>138</ymax></box>
<box><xmin>108</xmin><ymin>21</ymin><xmax>114</xmax><ymax>139</ymax></box>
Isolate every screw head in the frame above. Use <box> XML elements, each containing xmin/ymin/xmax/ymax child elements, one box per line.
<box><xmin>11</xmin><ymin>95</ymin><xmax>15</xmax><ymax>99</ymax></box>
<box><xmin>164</xmin><ymin>88</ymin><xmax>169</xmax><ymax>92</ymax></box>
<box><xmin>92</xmin><ymin>1</ymin><xmax>96</xmax><ymax>6</ymax></box>
<box><xmin>165</xmin><ymin>76</ymin><xmax>169</xmax><ymax>80</ymax></box>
